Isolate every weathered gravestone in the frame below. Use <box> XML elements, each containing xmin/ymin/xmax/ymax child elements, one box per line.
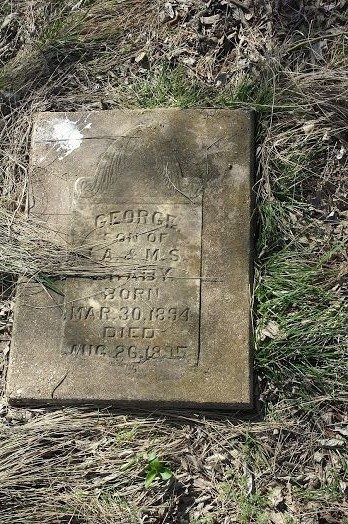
<box><xmin>7</xmin><ymin>109</ymin><xmax>254</xmax><ymax>408</ymax></box>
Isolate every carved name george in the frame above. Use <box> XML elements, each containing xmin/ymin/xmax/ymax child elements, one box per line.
<box><xmin>95</xmin><ymin>209</ymin><xmax>178</xmax><ymax>229</ymax></box>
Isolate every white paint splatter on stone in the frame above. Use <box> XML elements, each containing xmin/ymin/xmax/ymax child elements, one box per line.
<box><xmin>36</xmin><ymin>117</ymin><xmax>84</xmax><ymax>159</ymax></box>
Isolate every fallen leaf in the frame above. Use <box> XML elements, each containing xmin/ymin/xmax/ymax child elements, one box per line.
<box><xmin>1</xmin><ymin>13</ymin><xmax>18</xmax><ymax>31</ymax></box>
<box><xmin>260</xmin><ymin>320</ymin><xmax>281</xmax><ymax>341</ymax></box>
<box><xmin>268</xmin><ymin>486</ymin><xmax>284</xmax><ymax>508</ymax></box>
<box><xmin>164</xmin><ymin>1</ymin><xmax>175</xmax><ymax>18</ymax></box>
<box><xmin>339</xmin><ymin>481</ymin><xmax>347</xmax><ymax>494</ymax></box>
<box><xmin>200</xmin><ymin>15</ymin><xmax>220</xmax><ymax>25</ymax></box>
<box><xmin>333</xmin><ymin>425</ymin><xmax>348</xmax><ymax>437</ymax></box>
<box><xmin>269</xmin><ymin>512</ymin><xmax>286</xmax><ymax>524</ymax></box>
<box><xmin>135</xmin><ymin>51</ymin><xmax>147</xmax><ymax>63</ymax></box>
<box><xmin>206</xmin><ymin>453</ymin><xmax>226</xmax><ymax>463</ymax></box>
<box><xmin>319</xmin><ymin>438</ymin><xmax>345</xmax><ymax>449</ymax></box>
<box><xmin>313</xmin><ymin>451</ymin><xmax>324</xmax><ymax>463</ymax></box>
<box><xmin>336</xmin><ymin>145</ymin><xmax>345</xmax><ymax>160</ymax></box>
<box><xmin>302</xmin><ymin>122</ymin><xmax>315</xmax><ymax>135</ymax></box>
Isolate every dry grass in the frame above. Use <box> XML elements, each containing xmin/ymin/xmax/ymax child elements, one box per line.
<box><xmin>0</xmin><ymin>0</ymin><xmax>348</xmax><ymax>523</ymax></box>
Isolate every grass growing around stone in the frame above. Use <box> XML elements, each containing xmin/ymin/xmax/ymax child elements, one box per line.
<box><xmin>0</xmin><ymin>1</ymin><xmax>347</xmax><ymax>523</ymax></box>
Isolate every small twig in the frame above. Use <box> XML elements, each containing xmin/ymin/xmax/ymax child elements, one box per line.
<box><xmin>287</xmin><ymin>31</ymin><xmax>347</xmax><ymax>53</ymax></box>
<box><xmin>163</xmin><ymin>164</ymin><xmax>196</xmax><ymax>205</ymax></box>
<box><xmin>51</xmin><ymin>370</ymin><xmax>69</xmax><ymax>399</ymax></box>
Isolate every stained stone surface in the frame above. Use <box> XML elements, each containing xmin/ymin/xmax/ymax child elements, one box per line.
<box><xmin>7</xmin><ymin>108</ymin><xmax>254</xmax><ymax>408</ymax></box>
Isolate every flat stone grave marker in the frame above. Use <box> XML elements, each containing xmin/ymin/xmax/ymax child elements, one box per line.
<box><xmin>7</xmin><ymin>108</ymin><xmax>254</xmax><ymax>409</ymax></box>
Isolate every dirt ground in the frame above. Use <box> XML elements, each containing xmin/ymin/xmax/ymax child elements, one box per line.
<box><xmin>0</xmin><ymin>1</ymin><xmax>347</xmax><ymax>523</ymax></box>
